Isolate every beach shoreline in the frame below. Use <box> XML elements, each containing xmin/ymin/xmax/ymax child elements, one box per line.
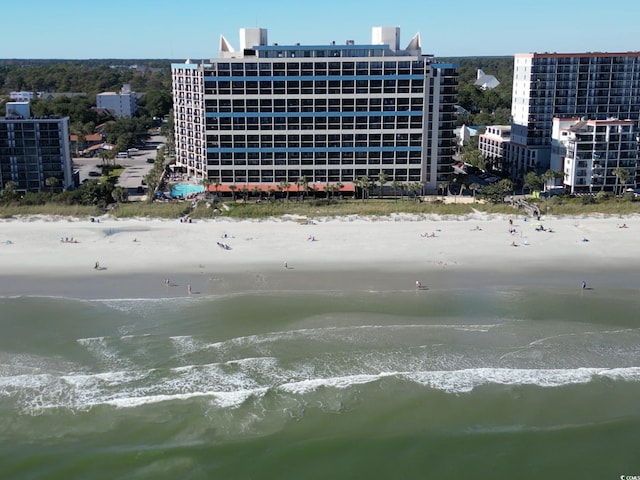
<box><xmin>1</xmin><ymin>213</ymin><xmax>638</xmax><ymax>299</ymax></box>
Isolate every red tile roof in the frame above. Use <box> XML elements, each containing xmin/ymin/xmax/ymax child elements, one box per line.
<box><xmin>70</xmin><ymin>133</ymin><xmax>103</xmax><ymax>142</ymax></box>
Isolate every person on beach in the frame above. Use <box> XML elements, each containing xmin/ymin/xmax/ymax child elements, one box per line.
<box><xmin>94</xmin><ymin>261</ymin><xmax>99</xmax><ymax>269</ymax></box>
<box><xmin>416</xmin><ymin>280</ymin><xmax>422</xmax><ymax>289</ymax></box>
<box><xmin>581</xmin><ymin>281</ymin><xmax>587</xmax><ymax>290</ymax></box>
<box><xmin>187</xmin><ymin>284</ymin><xmax>192</xmax><ymax>295</ymax></box>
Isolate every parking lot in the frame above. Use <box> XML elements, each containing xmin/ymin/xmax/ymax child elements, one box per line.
<box><xmin>74</xmin><ymin>134</ymin><xmax>166</xmax><ymax>201</ymax></box>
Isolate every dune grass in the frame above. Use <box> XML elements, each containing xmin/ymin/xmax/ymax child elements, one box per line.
<box><xmin>1</xmin><ymin>196</ymin><xmax>638</xmax><ymax>220</ymax></box>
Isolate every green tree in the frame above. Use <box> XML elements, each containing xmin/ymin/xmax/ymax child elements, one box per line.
<box><xmin>45</xmin><ymin>176</ymin><xmax>60</xmax><ymax>193</ymax></box>
<box><xmin>523</xmin><ymin>171</ymin><xmax>543</xmax><ymax>192</ymax></box>
<box><xmin>612</xmin><ymin>167</ymin><xmax>630</xmax><ymax>197</ymax></box>
<box><xmin>479</xmin><ymin>179</ymin><xmax>513</xmax><ymax>203</ymax></box>
<box><xmin>541</xmin><ymin>169</ymin><xmax>564</xmax><ymax>192</ymax></box>
<box><xmin>112</xmin><ymin>186</ymin><xmax>129</xmax><ymax>203</ymax></box>
<box><xmin>137</xmin><ymin>90</ymin><xmax>173</xmax><ymax>119</ymax></box>
<box><xmin>461</xmin><ymin>146</ymin><xmax>487</xmax><ymax>171</ymax></box>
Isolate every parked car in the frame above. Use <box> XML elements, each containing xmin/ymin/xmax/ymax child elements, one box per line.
<box><xmin>88</xmin><ymin>171</ymin><xmax>101</xmax><ymax>177</ymax></box>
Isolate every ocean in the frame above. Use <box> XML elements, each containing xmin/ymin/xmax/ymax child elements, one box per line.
<box><xmin>1</xmin><ymin>285</ymin><xmax>639</xmax><ymax>479</ymax></box>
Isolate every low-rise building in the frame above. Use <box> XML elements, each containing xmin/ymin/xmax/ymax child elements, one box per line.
<box><xmin>479</xmin><ymin>125</ymin><xmax>511</xmax><ymax>170</ymax></box>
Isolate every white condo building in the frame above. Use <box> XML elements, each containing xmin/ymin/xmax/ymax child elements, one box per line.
<box><xmin>171</xmin><ymin>27</ymin><xmax>458</xmax><ymax>192</ymax></box>
<box><xmin>551</xmin><ymin>117</ymin><xmax>638</xmax><ymax>194</ymax></box>
<box><xmin>478</xmin><ymin>125</ymin><xmax>511</xmax><ymax>170</ymax></box>
<box><xmin>96</xmin><ymin>84</ymin><xmax>138</xmax><ymax>118</ymax></box>
<box><xmin>507</xmin><ymin>52</ymin><xmax>640</xmax><ymax>181</ymax></box>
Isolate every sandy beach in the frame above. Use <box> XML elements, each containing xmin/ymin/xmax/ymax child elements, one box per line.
<box><xmin>1</xmin><ymin>212</ymin><xmax>638</xmax><ymax>299</ymax></box>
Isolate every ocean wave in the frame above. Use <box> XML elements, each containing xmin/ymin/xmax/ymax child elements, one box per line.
<box><xmin>4</xmin><ymin>366</ymin><xmax>640</xmax><ymax>414</ymax></box>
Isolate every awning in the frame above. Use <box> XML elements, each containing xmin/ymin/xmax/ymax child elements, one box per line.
<box><xmin>208</xmin><ymin>183</ymin><xmax>356</xmax><ymax>193</ymax></box>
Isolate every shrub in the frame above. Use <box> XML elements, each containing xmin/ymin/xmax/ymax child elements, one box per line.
<box><xmin>595</xmin><ymin>190</ymin><xmax>611</xmax><ymax>201</ymax></box>
<box><xmin>622</xmin><ymin>191</ymin><xmax>635</xmax><ymax>202</ymax></box>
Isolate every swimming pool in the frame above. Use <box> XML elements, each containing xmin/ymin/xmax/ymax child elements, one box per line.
<box><xmin>170</xmin><ymin>183</ymin><xmax>205</xmax><ymax>197</ymax></box>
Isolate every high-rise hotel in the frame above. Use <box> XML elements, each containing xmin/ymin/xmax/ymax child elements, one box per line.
<box><xmin>507</xmin><ymin>52</ymin><xmax>640</xmax><ymax>179</ymax></box>
<box><xmin>171</xmin><ymin>27</ymin><xmax>457</xmax><ymax>191</ymax></box>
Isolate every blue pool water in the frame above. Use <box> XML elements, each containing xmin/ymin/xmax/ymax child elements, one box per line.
<box><xmin>170</xmin><ymin>183</ymin><xmax>204</xmax><ymax>197</ymax></box>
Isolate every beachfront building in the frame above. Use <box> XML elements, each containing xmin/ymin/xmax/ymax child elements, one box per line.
<box><xmin>478</xmin><ymin>125</ymin><xmax>511</xmax><ymax>170</ymax></box>
<box><xmin>171</xmin><ymin>27</ymin><xmax>458</xmax><ymax>193</ymax></box>
<box><xmin>96</xmin><ymin>84</ymin><xmax>138</xmax><ymax>118</ymax></box>
<box><xmin>551</xmin><ymin>117</ymin><xmax>639</xmax><ymax>194</ymax></box>
<box><xmin>506</xmin><ymin>52</ymin><xmax>640</xmax><ymax>181</ymax></box>
<box><xmin>0</xmin><ymin>102</ymin><xmax>74</xmax><ymax>193</ymax></box>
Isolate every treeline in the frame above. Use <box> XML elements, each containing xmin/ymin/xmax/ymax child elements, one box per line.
<box><xmin>0</xmin><ymin>60</ymin><xmax>174</xmax><ymax>149</ymax></box>
<box><xmin>437</xmin><ymin>56</ymin><xmax>514</xmax><ymax>127</ymax></box>
<box><xmin>0</xmin><ymin>60</ymin><xmax>172</xmax><ymax>95</ymax></box>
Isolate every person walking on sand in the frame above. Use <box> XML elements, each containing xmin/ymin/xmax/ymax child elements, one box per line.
<box><xmin>416</xmin><ymin>280</ymin><xmax>422</xmax><ymax>290</ymax></box>
<box><xmin>581</xmin><ymin>281</ymin><xmax>587</xmax><ymax>290</ymax></box>
<box><xmin>187</xmin><ymin>284</ymin><xmax>192</xmax><ymax>295</ymax></box>
<box><xmin>94</xmin><ymin>261</ymin><xmax>100</xmax><ymax>270</ymax></box>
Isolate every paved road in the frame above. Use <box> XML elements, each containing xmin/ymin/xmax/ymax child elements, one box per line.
<box><xmin>73</xmin><ymin>134</ymin><xmax>166</xmax><ymax>201</ymax></box>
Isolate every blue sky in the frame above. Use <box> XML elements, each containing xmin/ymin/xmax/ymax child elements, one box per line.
<box><xmin>2</xmin><ymin>0</ymin><xmax>639</xmax><ymax>59</ymax></box>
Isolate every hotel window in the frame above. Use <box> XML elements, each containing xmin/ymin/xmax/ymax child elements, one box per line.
<box><xmin>315</xmin><ymin>80</ymin><xmax>327</xmax><ymax>94</ymax></box>
<box><xmin>356</xmin><ymin>80</ymin><xmax>368</xmax><ymax>94</ymax></box>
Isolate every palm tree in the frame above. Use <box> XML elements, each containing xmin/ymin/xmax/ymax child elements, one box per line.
<box><xmin>400</xmin><ymin>182</ymin><xmax>408</xmax><ymax>202</ymax></box>
<box><xmin>229</xmin><ymin>184</ymin><xmax>237</xmax><ymax>202</ymax></box>
<box><xmin>282</xmin><ymin>181</ymin><xmax>291</xmax><ymax>202</ymax></box>
<box><xmin>240</xmin><ymin>185</ymin><xmax>249</xmax><ymax>202</ymax></box>
<box><xmin>438</xmin><ymin>182</ymin><xmax>447</xmax><ymax>200</ymax></box>
<box><xmin>296</xmin><ymin>176</ymin><xmax>308</xmax><ymax>202</ymax></box>
<box><xmin>335</xmin><ymin>181</ymin><xmax>344</xmax><ymax>200</ymax></box>
<box><xmin>612</xmin><ymin>167</ymin><xmax>630</xmax><ymax>197</ymax></box>
<box><xmin>201</xmin><ymin>177</ymin><xmax>211</xmax><ymax>195</ymax></box>
<box><xmin>391</xmin><ymin>179</ymin><xmax>401</xmax><ymax>203</ymax></box>
<box><xmin>307</xmin><ymin>183</ymin><xmax>317</xmax><ymax>200</ymax></box>
<box><xmin>469</xmin><ymin>182</ymin><xmax>481</xmax><ymax>203</ymax></box>
<box><xmin>357</xmin><ymin>175</ymin><xmax>370</xmax><ymax>202</ymax></box>
<box><xmin>324</xmin><ymin>183</ymin><xmax>334</xmax><ymax>203</ymax></box>
<box><xmin>378</xmin><ymin>171</ymin><xmax>388</xmax><ymax>199</ymax></box>
<box><xmin>212</xmin><ymin>177</ymin><xmax>221</xmax><ymax>197</ymax></box>
<box><xmin>99</xmin><ymin>150</ymin><xmax>108</xmax><ymax>167</ymax></box>
<box><xmin>541</xmin><ymin>169</ymin><xmax>564</xmax><ymax>193</ymax></box>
